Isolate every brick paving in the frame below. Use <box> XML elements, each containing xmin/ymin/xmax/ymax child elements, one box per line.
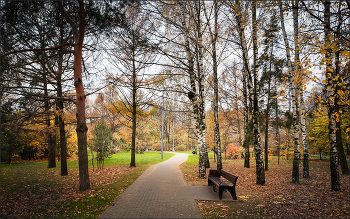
<box><xmin>99</xmin><ymin>153</ymin><xmax>232</xmax><ymax>218</ymax></box>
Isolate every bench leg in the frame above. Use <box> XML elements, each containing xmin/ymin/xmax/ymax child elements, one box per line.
<box><xmin>219</xmin><ymin>187</ymin><xmax>224</xmax><ymax>200</ymax></box>
<box><xmin>219</xmin><ymin>187</ymin><xmax>238</xmax><ymax>200</ymax></box>
<box><xmin>227</xmin><ymin>188</ymin><xmax>237</xmax><ymax>200</ymax></box>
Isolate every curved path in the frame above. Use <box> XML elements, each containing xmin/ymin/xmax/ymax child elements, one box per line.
<box><xmin>99</xmin><ymin>153</ymin><xmax>231</xmax><ymax>218</ymax></box>
<box><xmin>99</xmin><ymin>153</ymin><xmax>201</xmax><ymax>218</ymax></box>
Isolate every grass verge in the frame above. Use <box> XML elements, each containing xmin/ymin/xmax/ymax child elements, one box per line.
<box><xmin>1</xmin><ymin>151</ymin><xmax>174</xmax><ymax>218</ymax></box>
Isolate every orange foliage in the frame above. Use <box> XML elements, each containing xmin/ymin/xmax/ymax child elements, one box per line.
<box><xmin>226</xmin><ymin>144</ymin><xmax>244</xmax><ymax>159</ymax></box>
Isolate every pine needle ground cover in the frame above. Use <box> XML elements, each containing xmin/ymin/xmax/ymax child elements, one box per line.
<box><xmin>0</xmin><ymin>152</ymin><xmax>174</xmax><ymax>218</ymax></box>
<box><xmin>180</xmin><ymin>155</ymin><xmax>350</xmax><ymax>218</ymax></box>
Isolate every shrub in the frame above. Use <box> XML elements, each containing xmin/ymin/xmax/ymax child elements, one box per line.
<box><xmin>109</xmin><ymin>147</ymin><xmax>118</xmax><ymax>154</ymax></box>
<box><xmin>121</xmin><ymin>145</ymin><xmax>131</xmax><ymax>152</ymax></box>
<box><xmin>176</xmin><ymin>144</ymin><xmax>187</xmax><ymax>151</ymax></box>
<box><xmin>152</xmin><ymin>143</ymin><xmax>161</xmax><ymax>151</ymax></box>
<box><xmin>226</xmin><ymin>145</ymin><xmax>244</xmax><ymax>159</ymax></box>
<box><xmin>136</xmin><ymin>144</ymin><xmax>147</xmax><ymax>154</ymax></box>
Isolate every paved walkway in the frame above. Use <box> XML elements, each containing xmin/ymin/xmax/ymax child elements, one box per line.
<box><xmin>99</xmin><ymin>153</ymin><xmax>233</xmax><ymax>218</ymax></box>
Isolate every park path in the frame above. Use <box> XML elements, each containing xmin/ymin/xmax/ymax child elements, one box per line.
<box><xmin>99</xmin><ymin>153</ymin><xmax>229</xmax><ymax>218</ymax></box>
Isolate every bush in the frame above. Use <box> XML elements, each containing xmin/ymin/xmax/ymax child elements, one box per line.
<box><xmin>136</xmin><ymin>144</ymin><xmax>147</xmax><ymax>154</ymax></box>
<box><xmin>280</xmin><ymin>147</ymin><xmax>294</xmax><ymax>159</ymax></box>
<box><xmin>121</xmin><ymin>145</ymin><xmax>131</xmax><ymax>152</ymax></box>
<box><xmin>1</xmin><ymin>129</ymin><xmax>24</xmax><ymax>164</ymax></box>
<box><xmin>109</xmin><ymin>147</ymin><xmax>118</xmax><ymax>154</ymax></box>
<box><xmin>176</xmin><ymin>144</ymin><xmax>187</xmax><ymax>151</ymax></box>
<box><xmin>152</xmin><ymin>143</ymin><xmax>161</xmax><ymax>151</ymax></box>
<box><xmin>227</xmin><ymin>145</ymin><xmax>244</xmax><ymax>159</ymax></box>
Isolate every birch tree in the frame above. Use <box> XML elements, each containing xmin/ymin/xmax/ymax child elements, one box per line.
<box><xmin>279</xmin><ymin>0</ymin><xmax>301</xmax><ymax>183</ymax></box>
<box><xmin>291</xmin><ymin>0</ymin><xmax>301</xmax><ymax>184</ymax></box>
<box><xmin>301</xmin><ymin>0</ymin><xmax>350</xmax><ymax>181</ymax></box>
<box><xmin>147</xmin><ymin>1</ymin><xmax>211</xmax><ymax>177</ymax></box>
<box><xmin>194</xmin><ymin>1</ymin><xmax>210</xmax><ymax>171</ymax></box>
<box><xmin>178</xmin><ymin>1</ymin><xmax>207</xmax><ymax>177</ymax></box>
<box><xmin>229</xmin><ymin>0</ymin><xmax>265</xmax><ymax>184</ymax></box>
<box><xmin>334</xmin><ymin>2</ymin><xmax>349</xmax><ymax>175</ymax></box>
<box><xmin>204</xmin><ymin>0</ymin><xmax>222</xmax><ymax>170</ymax></box>
<box><xmin>323</xmin><ymin>0</ymin><xmax>341</xmax><ymax>191</ymax></box>
<box><xmin>251</xmin><ymin>0</ymin><xmax>265</xmax><ymax>185</ymax></box>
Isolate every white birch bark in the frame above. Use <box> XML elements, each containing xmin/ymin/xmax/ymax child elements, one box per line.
<box><xmin>179</xmin><ymin>1</ymin><xmax>207</xmax><ymax>177</ymax></box>
<box><xmin>291</xmin><ymin>0</ymin><xmax>301</xmax><ymax>184</ymax></box>
<box><xmin>234</xmin><ymin>0</ymin><xmax>265</xmax><ymax>184</ymax></box>
<box><xmin>251</xmin><ymin>0</ymin><xmax>265</xmax><ymax>185</ymax></box>
<box><xmin>243</xmin><ymin>72</ymin><xmax>250</xmax><ymax>168</ymax></box>
<box><xmin>279</xmin><ymin>0</ymin><xmax>300</xmax><ymax>183</ymax></box>
<box><xmin>324</xmin><ymin>0</ymin><xmax>340</xmax><ymax>191</ymax></box>
<box><xmin>196</xmin><ymin>0</ymin><xmax>210</xmax><ymax>170</ymax></box>
<box><xmin>204</xmin><ymin>0</ymin><xmax>222</xmax><ymax>170</ymax></box>
<box><xmin>300</xmin><ymin>91</ymin><xmax>309</xmax><ymax>178</ymax></box>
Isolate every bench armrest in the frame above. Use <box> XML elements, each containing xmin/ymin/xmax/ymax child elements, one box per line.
<box><xmin>219</xmin><ymin>180</ymin><xmax>231</xmax><ymax>186</ymax></box>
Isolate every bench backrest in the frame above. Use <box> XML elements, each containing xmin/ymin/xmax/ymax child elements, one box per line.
<box><xmin>220</xmin><ymin>169</ymin><xmax>238</xmax><ymax>184</ymax></box>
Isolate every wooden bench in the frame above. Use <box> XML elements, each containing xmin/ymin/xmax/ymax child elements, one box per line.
<box><xmin>208</xmin><ymin>169</ymin><xmax>238</xmax><ymax>200</ymax></box>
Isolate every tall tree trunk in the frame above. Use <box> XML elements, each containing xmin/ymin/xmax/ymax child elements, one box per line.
<box><xmin>45</xmin><ymin>63</ymin><xmax>56</xmax><ymax>168</ymax></box>
<box><xmin>208</xmin><ymin>0</ymin><xmax>222</xmax><ymax>170</ymax></box>
<box><xmin>252</xmin><ymin>0</ymin><xmax>265</xmax><ymax>185</ymax></box>
<box><xmin>275</xmin><ymin>86</ymin><xmax>281</xmax><ymax>165</ymax></box>
<box><xmin>57</xmin><ymin>15</ymin><xmax>67</xmax><ymax>175</ymax></box>
<box><xmin>243</xmin><ymin>71</ymin><xmax>250</xmax><ymax>168</ymax></box>
<box><xmin>39</xmin><ymin>24</ymin><xmax>56</xmax><ymax>168</ymax></box>
<box><xmin>336</xmin><ymin>116</ymin><xmax>349</xmax><ymax>175</ymax></box>
<box><xmin>196</xmin><ymin>1</ymin><xmax>210</xmax><ymax>170</ymax></box>
<box><xmin>57</xmin><ymin>1</ymin><xmax>90</xmax><ymax>191</ymax></box>
<box><xmin>300</xmin><ymin>92</ymin><xmax>309</xmax><ymax>178</ymax></box>
<box><xmin>264</xmin><ymin>80</ymin><xmax>271</xmax><ymax>171</ymax></box>
<box><xmin>296</xmin><ymin>2</ymin><xmax>308</xmax><ymax>177</ymax></box>
<box><xmin>235</xmin><ymin>0</ymin><xmax>264</xmax><ymax>178</ymax></box>
<box><xmin>161</xmin><ymin>96</ymin><xmax>165</xmax><ymax>159</ymax></box>
<box><xmin>292</xmin><ymin>0</ymin><xmax>301</xmax><ymax>184</ymax></box>
<box><xmin>279</xmin><ymin>0</ymin><xmax>300</xmax><ymax>183</ymax></box>
<box><xmin>234</xmin><ymin>0</ymin><xmax>252</xmax><ymax>169</ymax></box>
<box><xmin>334</xmin><ymin>6</ymin><xmax>349</xmax><ymax>175</ymax></box>
<box><xmin>130</xmin><ymin>48</ymin><xmax>137</xmax><ymax>167</ymax></box>
<box><xmin>179</xmin><ymin>1</ymin><xmax>206</xmax><ymax>177</ymax></box>
<box><xmin>57</xmin><ymin>69</ymin><xmax>68</xmax><ymax>175</ymax></box>
<box><xmin>168</xmin><ymin>122</ymin><xmax>171</xmax><ymax>150</ymax></box>
<box><xmin>58</xmin><ymin>98</ymin><xmax>68</xmax><ymax>176</ymax></box>
<box><xmin>45</xmin><ymin>94</ymin><xmax>55</xmax><ymax>169</ymax></box>
<box><xmin>324</xmin><ymin>0</ymin><xmax>341</xmax><ymax>191</ymax></box>
<box><xmin>264</xmin><ymin>43</ymin><xmax>273</xmax><ymax>171</ymax></box>
<box><xmin>235</xmin><ymin>72</ymin><xmax>243</xmax><ymax>157</ymax></box>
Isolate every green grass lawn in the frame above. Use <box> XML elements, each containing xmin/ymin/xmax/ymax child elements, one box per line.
<box><xmin>171</xmin><ymin>150</ymin><xmax>196</xmax><ymax>154</ymax></box>
<box><xmin>103</xmin><ymin>151</ymin><xmax>174</xmax><ymax>166</ymax></box>
<box><xmin>1</xmin><ymin>151</ymin><xmax>174</xmax><ymax>218</ymax></box>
